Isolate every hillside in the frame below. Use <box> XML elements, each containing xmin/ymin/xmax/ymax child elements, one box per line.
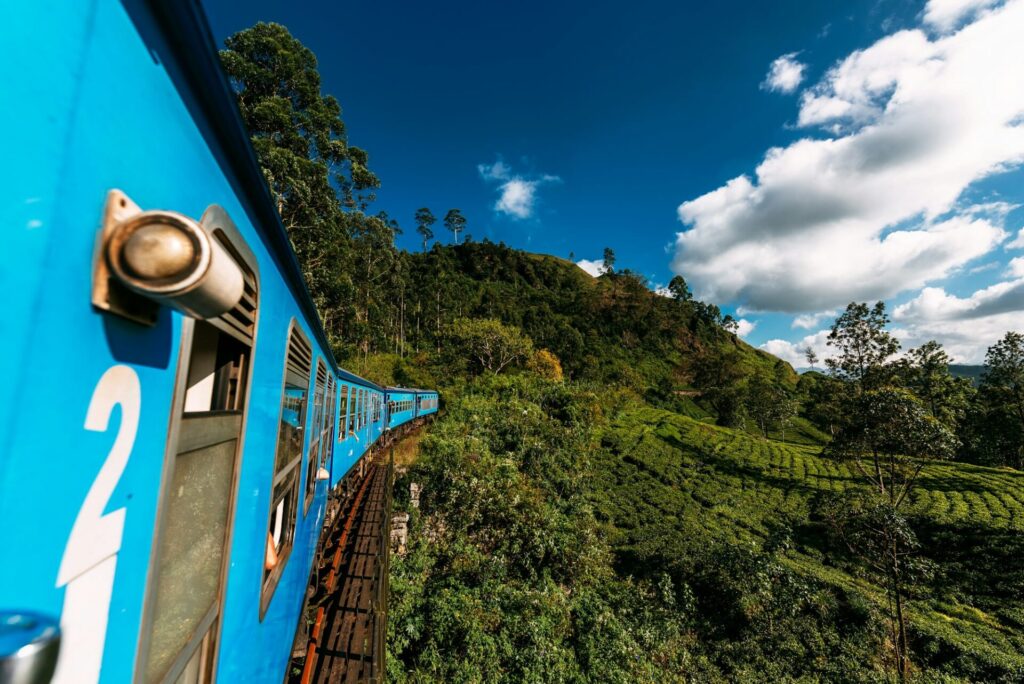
<box><xmin>387</xmin><ymin>375</ymin><xmax>1024</xmax><ymax>682</ymax></box>
<box><xmin>595</xmin><ymin>407</ymin><xmax>1024</xmax><ymax>680</ymax></box>
<box><xmin>354</xmin><ymin>241</ymin><xmax>796</xmax><ymax>396</ymax></box>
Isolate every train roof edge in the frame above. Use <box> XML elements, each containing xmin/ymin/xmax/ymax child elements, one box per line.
<box><xmin>137</xmin><ymin>0</ymin><xmax>346</xmax><ymax>375</ymax></box>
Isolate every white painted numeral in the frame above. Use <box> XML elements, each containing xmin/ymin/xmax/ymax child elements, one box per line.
<box><xmin>53</xmin><ymin>365</ymin><xmax>141</xmax><ymax>684</ymax></box>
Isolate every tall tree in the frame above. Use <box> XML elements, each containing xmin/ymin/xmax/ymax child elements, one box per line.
<box><xmin>444</xmin><ymin>208</ymin><xmax>467</xmax><ymax>244</ymax></box>
<box><xmin>602</xmin><ymin>247</ymin><xmax>616</xmax><ymax>274</ymax></box>
<box><xmin>691</xmin><ymin>345</ymin><xmax>747</xmax><ymax>426</ymax></box>
<box><xmin>803</xmin><ymin>345</ymin><xmax>819</xmax><ymax>371</ymax></box>
<box><xmin>219</xmin><ymin>22</ymin><xmax>382</xmax><ymax>344</ymax></box>
<box><xmin>964</xmin><ymin>332</ymin><xmax>1024</xmax><ymax>469</ymax></box>
<box><xmin>825</xmin><ymin>388</ymin><xmax>955</xmax><ymax>682</ymax></box>
<box><xmin>667</xmin><ymin>275</ymin><xmax>692</xmax><ymax>302</ymax></box>
<box><xmin>414</xmin><ymin>207</ymin><xmax>436</xmax><ymax>252</ymax></box>
<box><xmin>449</xmin><ymin>318</ymin><xmax>533</xmax><ymax>375</ymax></box>
<box><xmin>900</xmin><ymin>340</ymin><xmax>971</xmax><ymax>429</ymax></box>
<box><xmin>825</xmin><ymin>302</ymin><xmax>900</xmax><ymax>390</ymax></box>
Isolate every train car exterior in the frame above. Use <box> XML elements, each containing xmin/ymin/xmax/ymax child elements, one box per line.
<box><xmin>0</xmin><ymin>1</ymin><xmax>431</xmax><ymax>682</ymax></box>
<box><xmin>385</xmin><ymin>388</ymin><xmax>439</xmax><ymax>429</ymax></box>
<box><xmin>386</xmin><ymin>389</ymin><xmax>418</xmax><ymax>429</ymax></box>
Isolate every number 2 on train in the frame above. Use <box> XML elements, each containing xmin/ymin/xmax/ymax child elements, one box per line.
<box><xmin>53</xmin><ymin>365</ymin><xmax>141</xmax><ymax>684</ymax></box>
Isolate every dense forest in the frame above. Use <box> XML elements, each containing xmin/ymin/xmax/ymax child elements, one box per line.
<box><xmin>222</xmin><ymin>23</ymin><xmax>1024</xmax><ymax>682</ymax></box>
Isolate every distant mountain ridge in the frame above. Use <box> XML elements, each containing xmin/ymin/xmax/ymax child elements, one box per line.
<box><xmin>950</xmin><ymin>364</ymin><xmax>985</xmax><ymax>386</ymax></box>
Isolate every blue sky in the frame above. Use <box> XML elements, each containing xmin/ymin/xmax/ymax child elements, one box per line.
<box><xmin>203</xmin><ymin>0</ymin><xmax>1024</xmax><ymax>364</ymax></box>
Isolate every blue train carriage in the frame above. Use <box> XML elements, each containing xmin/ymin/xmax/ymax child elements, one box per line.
<box><xmin>331</xmin><ymin>373</ymin><xmax>386</xmax><ymax>487</ymax></box>
<box><xmin>416</xmin><ymin>389</ymin><xmax>440</xmax><ymax>419</ymax></box>
<box><xmin>386</xmin><ymin>387</ymin><xmax>440</xmax><ymax>430</ymax></box>
<box><xmin>0</xmin><ymin>1</ymin><xmax>395</xmax><ymax>682</ymax></box>
<box><xmin>386</xmin><ymin>389</ymin><xmax>417</xmax><ymax>430</ymax></box>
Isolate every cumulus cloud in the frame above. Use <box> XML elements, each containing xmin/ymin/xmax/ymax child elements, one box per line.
<box><xmin>479</xmin><ymin>158</ymin><xmax>560</xmax><ymax>220</ymax></box>
<box><xmin>576</xmin><ymin>259</ymin><xmax>608</xmax><ymax>277</ymax></box>
<box><xmin>894</xmin><ymin>280</ymin><xmax>1024</xmax><ymax>322</ymax></box>
<box><xmin>735</xmin><ymin>318</ymin><xmax>758</xmax><ymax>337</ymax></box>
<box><xmin>792</xmin><ymin>310</ymin><xmax>838</xmax><ymax>329</ymax></box>
<box><xmin>923</xmin><ymin>0</ymin><xmax>1003</xmax><ymax>32</ymax></box>
<box><xmin>760</xmin><ymin>329</ymin><xmax>833</xmax><ymax>367</ymax></box>
<box><xmin>1006</xmin><ymin>228</ymin><xmax>1024</xmax><ymax>248</ymax></box>
<box><xmin>883</xmin><ymin>280</ymin><xmax>1024</xmax><ymax>361</ymax></box>
<box><xmin>762</xmin><ymin>53</ymin><xmax>806</xmax><ymax>94</ymax></box>
<box><xmin>478</xmin><ymin>160</ymin><xmax>512</xmax><ymax>181</ymax></box>
<box><xmin>672</xmin><ymin>0</ymin><xmax>1024</xmax><ymax>313</ymax></box>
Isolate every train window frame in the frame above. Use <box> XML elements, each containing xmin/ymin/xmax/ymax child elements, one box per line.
<box><xmin>304</xmin><ymin>358</ymin><xmax>328</xmax><ymax>514</ymax></box>
<box><xmin>261</xmin><ymin>321</ymin><xmax>312</xmax><ymax>619</ymax></box>
<box><xmin>338</xmin><ymin>384</ymin><xmax>349</xmax><ymax>441</ymax></box>
<box><xmin>323</xmin><ymin>374</ymin><xmax>335</xmax><ymax>466</ymax></box>
<box><xmin>134</xmin><ymin>205</ymin><xmax>260</xmax><ymax>684</ymax></box>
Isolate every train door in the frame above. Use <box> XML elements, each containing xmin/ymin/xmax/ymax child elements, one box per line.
<box><xmin>136</xmin><ymin>212</ymin><xmax>259</xmax><ymax>684</ymax></box>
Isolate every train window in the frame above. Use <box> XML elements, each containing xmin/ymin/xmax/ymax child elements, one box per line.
<box><xmin>262</xmin><ymin>323</ymin><xmax>312</xmax><ymax>616</ymax></box>
<box><xmin>139</xmin><ymin>212</ymin><xmax>259</xmax><ymax>684</ymax></box>
<box><xmin>305</xmin><ymin>359</ymin><xmax>327</xmax><ymax>512</ymax></box>
<box><xmin>323</xmin><ymin>374</ymin><xmax>336</xmax><ymax>464</ymax></box>
<box><xmin>347</xmin><ymin>387</ymin><xmax>356</xmax><ymax>435</ymax></box>
<box><xmin>338</xmin><ymin>384</ymin><xmax>349</xmax><ymax>441</ymax></box>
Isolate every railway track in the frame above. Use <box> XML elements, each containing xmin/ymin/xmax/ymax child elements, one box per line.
<box><xmin>297</xmin><ymin>454</ymin><xmax>392</xmax><ymax>683</ymax></box>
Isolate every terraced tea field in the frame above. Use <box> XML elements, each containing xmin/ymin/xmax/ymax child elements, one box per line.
<box><xmin>591</xmin><ymin>407</ymin><xmax>1024</xmax><ymax>678</ymax></box>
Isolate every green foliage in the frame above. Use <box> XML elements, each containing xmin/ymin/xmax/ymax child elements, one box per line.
<box><xmin>825</xmin><ymin>301</ymin><xmax>900</xmax><ymax>388</ymax></box>
<box><xmin>962</xmin><ymin>332</ymin><xmax>1024</xmax><ymax>469</ymax></box>
<box><xmin>447</xmin><ymin>318</ymin><xmax>534</xmax><ymax>375</ymax></box>
<box><xmin>415</xmin><ymin>207</ymin><xmax>436</xmax><ymax>252</ymax></box>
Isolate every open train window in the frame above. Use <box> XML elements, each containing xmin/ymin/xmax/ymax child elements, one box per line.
<box><xmin>304</xmin><ymin>359</ymin><xmax>327</xmax><ymax>513</ymax></box>
<box><xmin>347</xmin><ymin>386</ymin><xmax>356</xmax><ymax>436</ymax></box>
<box><xmin>323</xmin><ymin>374</ymin><xmax>335</xmax><ymax>465</ymax></box>
<box><xmin>338</xmin><ymin>385</ymin><xmax>349</xmax><ymax>441</ymax></box>
<box><xmin>262</xmin><ymin>323</ymin><xmax>311</xmax><ymax>617</ymax></box>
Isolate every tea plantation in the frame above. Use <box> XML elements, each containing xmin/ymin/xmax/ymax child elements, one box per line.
<box><xmin>594</xmin><ymin>406</ymin><xmax>1024</xmax><ymax>680</ymax></box>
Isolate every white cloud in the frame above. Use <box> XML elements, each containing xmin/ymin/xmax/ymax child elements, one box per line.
<box><xmin>763</xmin><ymin>53</ymin><xmax>806</xmax><ymax>94</ymax></box>
<box><xmin>495</xmin><ymin>179</ymin><xmax>538</xmax><ymax>219</ymax></box>
<box><xmin>923</xmin><ymin>0</ymin><xmax>1003</xmax><ymax>32</ymax></box>
<box><xmin>1006</xmin><ymin>227</ymin><xmax>1024</xmax><ymax>248</ymax></box>
<box><xmin>759</xmin><ymin>329</ymin><xmax>833</xmax><ymax>367</ymax></box>
<box><xmin>890</xmin><ymin>280</ymin><xmax>1024</xmax><ymax>361</ymax></box>
<box><xmin>576</xmin><ymin>259</ymin><xmax>608</xmax><ymax>277</ymax></box>
<box><xmin>672</xmin><ymin>1</ymin><xmax>1024</xmax><ymax>313</ymax></box>
<box><xmin>969</xmin><ymin>261</ymin><xmax>1000</xmax><ymax>274</ymax></box>
<box><xmin>792</xmin><ymin>309</ymin><xmax>838</xmax><ymax>329</ymax></box>
<box><xmin>477</xmin><ymin>160</ymin><xmax>511</xmax><ymax>181</ymax></box>
<box><xmin>735</xmin><ymin>318</ymin><xmax>758</xmax><ymax>337</ymax></box>
<box><xmin>479</xmin><ymin>159</ymin><xmax>560</xmax><ymax>220</ymax></box>
<box><xmin>894</xmin><ymin>280</ymin><xmax>1024</xmax><ymax>321</ymax></box>
<box><xmin>653</xmin><ymin>285</ymin><xmax>672</xmax><ymax>297</ymax></box>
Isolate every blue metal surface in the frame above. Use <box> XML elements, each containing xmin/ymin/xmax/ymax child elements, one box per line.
<box><xmin>0</xmin><ymin>1</ymin><xmax>436</xmax><ymax>682</ymax></box>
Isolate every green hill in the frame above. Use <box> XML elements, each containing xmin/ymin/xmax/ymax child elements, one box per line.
<box><xmin>594</xmin><ymin>407</ymin><xmax>1024</xmax><ymax>680</ymax></box>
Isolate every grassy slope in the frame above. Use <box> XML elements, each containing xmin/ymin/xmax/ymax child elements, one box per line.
<box><xmin>592</xmin><ymin>407</ymin><xmax>1024</xmax><ymax>678</ymax></box>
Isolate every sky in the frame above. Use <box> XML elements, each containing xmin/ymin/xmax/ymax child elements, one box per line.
<box><xmin>203</xmin><ymin>0</ymin><xmax>1024</xmax><ymax>365</ymax></box>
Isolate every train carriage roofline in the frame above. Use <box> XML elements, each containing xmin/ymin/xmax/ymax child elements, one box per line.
<box><xmin>131</xmin><ymin>0</ymin><xmax>344</xmax><ymax>376</ymax></box>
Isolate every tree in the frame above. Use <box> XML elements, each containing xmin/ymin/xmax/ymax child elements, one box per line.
<box><xmin>745</xmin><ymin>371</ymin><xmax>778</xmax><ymax>438</ymax></box>
<box><xmin>964</xmin><ymin>332</ymin><xmax>1024</xmax><ymax>469</ymax></box>
<box><xmin>667</xmin><ymin>275</ymin><xmax>692</xmax><ymax>302</ymax></box>
<box><xmin>803</xmin><ymin>345</ymin><xmax>819</xmax><ymax>370</ymax></box>
<box><xmin>691</xmin><ymin>345</ymin><xmax>747</xmax><ymax>426</ymax></box>
<box><xmin>220</xmin><ymin>23</ymin><xmax>386</xmax><ymax>347</ymax></box>
<box><xmin>824</xmin><ymin>388</ymin><xmax>956</xmax><ymax>682</ymax></box>
<box><xmin>414</xmin><ymin>207</ymin><xmax>436</xmax><ymax>252</ymax></box>
<box><xmin>981</xmin><ymin>331</ymin><xmax>1024</xmax><ymax>422</ymax></box>
<box><xmin>449</xmin><ymin>318</ymin><xmax>534</xmax><ymax>375</ymax></box>
<box><xmin>528</xmin><ymin>349</ymin><xmax>564</xmax><ymax>381</ymax></box>
<box><xmin>444</xmin><ymin>208</ymin><xmax>467</xmax><ymax>244</ymax></box>
<box><xmin>900</xmin><ymin>340</ymin><xmax>971</xmax><ymax>429</ymax></box>
<box><xmin>602</xmin><ymin>247</ymin><xmax>616</xmax><ymax>274</ymax></box>
<box><xmin>825</xmin><ymin>302</ymin><xmax>900</xmax><ymax>389</ymax></box>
